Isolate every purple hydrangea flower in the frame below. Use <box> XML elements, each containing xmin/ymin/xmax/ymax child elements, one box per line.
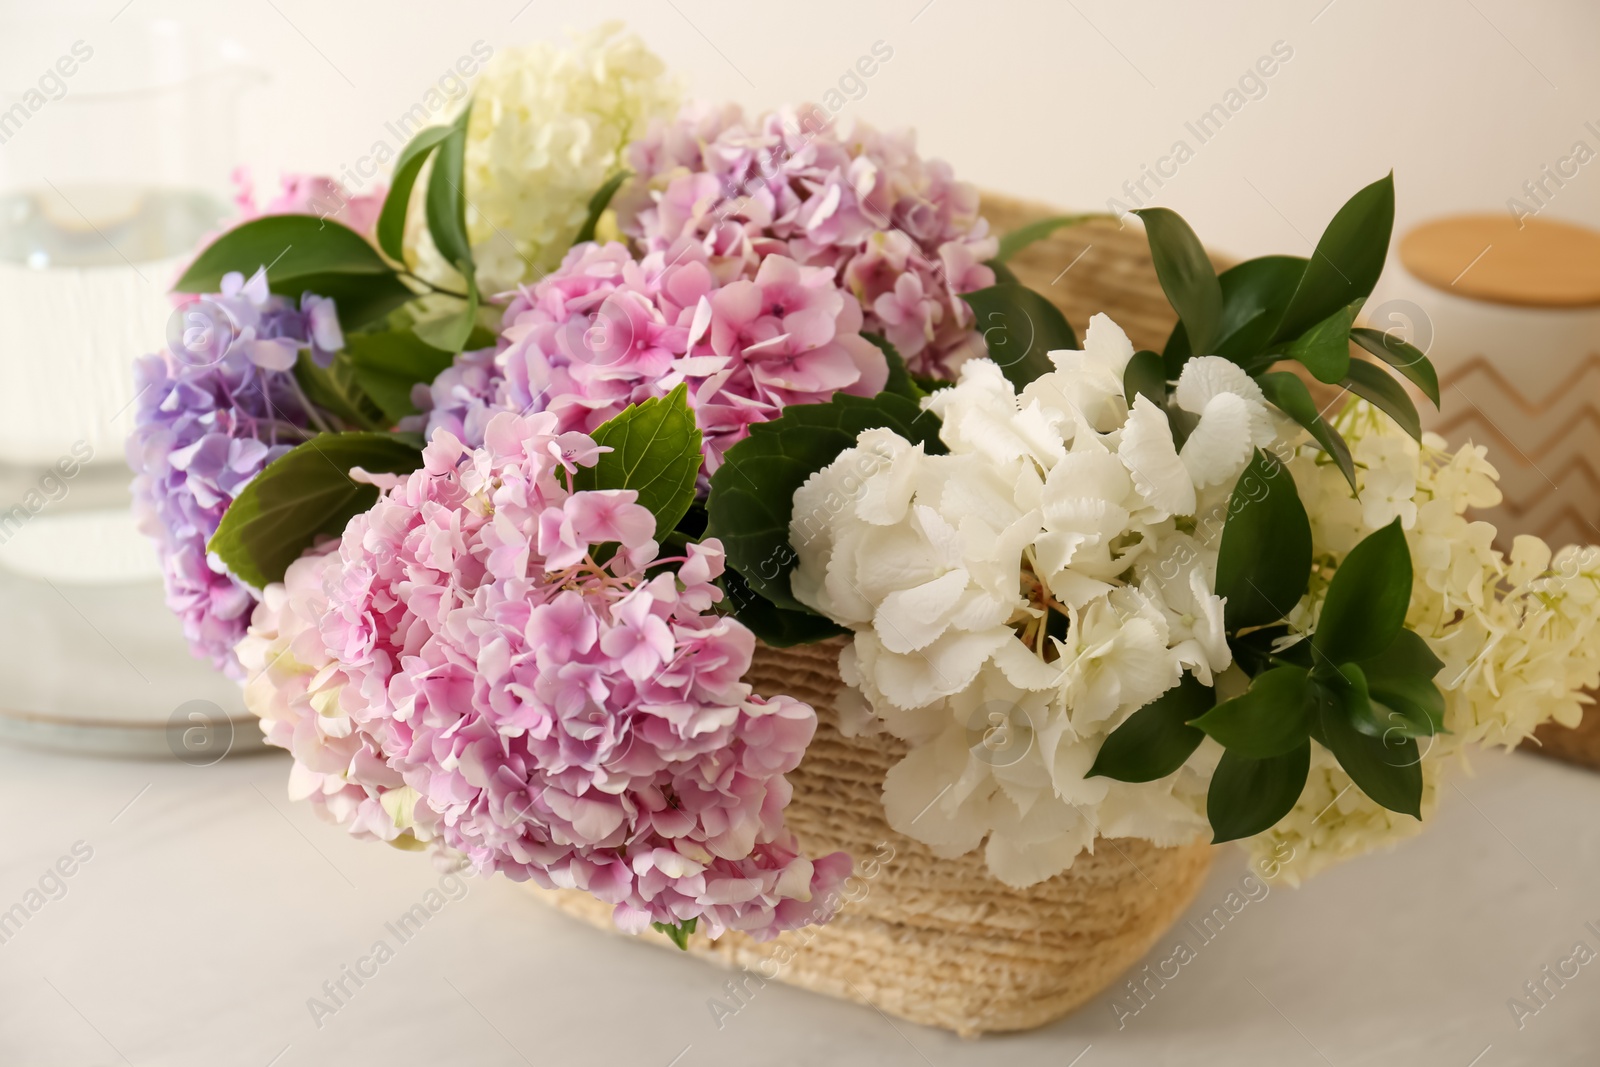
<box><xmin>127</xmin><ymin>269</ymin><xmax>341</xmax><ymax>678</ymax></box>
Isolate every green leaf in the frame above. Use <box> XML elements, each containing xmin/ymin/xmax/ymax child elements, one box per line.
<box><xmin>574</xmin><ymin>169</ymin><xmax>631</xmax><ymax>246</ymax></box>
<box><xmin>1359</xmin><ymin>627</ymin><xmax>1444</xmax><ymax>686</ymax></box>
<box><xmin>573</xmin><ymin>385</ymin><xmax>703</xmax><ymax>541</ymax></box>
<box><xmin>650</xmin><ymin>917</ymin><xmax>697</xmax><ymax>950</ymax></box>
<box><xmin>1164</xmin><ymin>255</ymin><xmax>1308</xmax><ymax>375</ymax></box>
<box><xmin>1318</xmin><ymin>678</ymin><xmax>1423</xmax><ymax>817</ymax></box>
<box><xmin>1228</xmin><ymin>625</ymin><xmax>1310</xmax><ymax>677</ymax></box>
<box><xmin>1123</xmin><ymin>349</ymin><xmax>1167</xmax><ymax>409</ymax></box>
<box><xmin>1331</xmin><ymin>663</ymin><xmax>1389</xmax><ymax>738</ymax></box>
<box><xmin>293</xmin><ymin>351</ymin><xmax>384</xmax><ymax>432</ymax></box>
<box><xmin>960</xmin><ymin>283</ymin><xmax>1077</xmax><ymax>388</ymax></box>
<box><xmin>1192</xmin><ymin>666</ymin><xmax>1314</xmax><ymax>759</ymax></box>
<box><xmin>1215</xmin><ymin>449</ymin><xmax>1313</xmax><ymax>629</ymax></box>
<box><xmin>1283</xmin><ymin>304</ymin><xmax>1356</xmax><ymax>384</ymax></box>
<box><xmin>174</xmin><ymin>215</ymin><xmax>416</xmax><ymax>331</ymax></box>
<box><xmin>994</xmin><ymin>213</ymin><xmax>1109</xmax><ymax>262</ymax></box>
<box><xmin>1135</xmin><ymin>207</ymin><xmax>1223</xmax><ymax>357</ymax></box>
<box><xmin>208</xmin><ymin>432</ymin><xmax>424</xmax><ymax>589</ymax></box>
<box><xmin>863</xmin><ymin>333</ymin><xmax>923</xmax><ymax>401</ymax></box>
<box><xmin>1274</xmin><ymin>173</ymin><xmax>1395</xmax><ymax>343</ymax></box>
<box><xmin>376</xmin><ymin>124</ymin><xmax>453</xmax><ymax>263</ymax></box>
<box><xmin>706</xmin><ymin>392</ymin><xmax>944</xmax><ymax>613</ymax></box>
<box><xmin>986</xmin><ymin>259</ymin><xmax>1020</xmax><ymax>285</ymax></box>
<box><xmin>1088</xmin><ymin>674</ymin><xmax>1213</xmax><ymax>783</ymax></box>
<box><xmin>343</xmin><ymin>329</ymin><xmax>460</xmax><ymax>424</ymax></box>
<box><xmin>721</xmin><ymin>567</ymin><xmax>847</xmax><ymax>646</ymax></box>
<box><xmin>287</xmin><ymin>272</ymin><xmax>417</xmax><ymax>332</ymax></box>
<box><xmin>411</xmin><ymin>277</ymin><xmax>479</xmax><ymax>354</ymax></box>
<box><xmin>1256</xmin><ymin>371</ymin><xmax>1356</xmax><ymax>491</ymax></box>
<box><xmin>1207</xmin><ymin>742</ymin><xmax>1311</xmax><ymax>843</ymax></box>
<box><xmin>1350</xmin><ymin>327</ymin><xmax>1440</xmax><ymax>408</ymax></box>
<box><xmin>425</xmin><ymin>103</ymin><xmax>474</xmax><ymax>278</ymax></box>
<box><xmin>1357</xmin><ymin>629</ymin><xmax>1446</xmax><ymax>738</ymax></box>
<box><xmin>1342</xmin><ymin>358</ymin><xmax>1422</xmax><ymax>440</ymax></box>
<box><xmin>1312</xmin><ymin>518</ymin><xmax>1412</xmax><ymax>669</ymax></box>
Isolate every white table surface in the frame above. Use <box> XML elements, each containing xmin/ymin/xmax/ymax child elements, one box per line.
<box><xmin>1</xmin><ymin>737</ymin><xmax>1596</xmax><ymax>1066</ymax></box>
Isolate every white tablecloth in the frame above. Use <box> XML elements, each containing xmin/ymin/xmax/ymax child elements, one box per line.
<box><xmin>1</xmin><ymin>739</ymin><xmax>1595</xmax><ymax>1065</ymax></box>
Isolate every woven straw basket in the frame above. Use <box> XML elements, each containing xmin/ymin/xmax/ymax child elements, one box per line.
<box><xmin>535</xmin><ymin>195</ymin><xmax>1217</xmax><ymax>1036</ymax></box>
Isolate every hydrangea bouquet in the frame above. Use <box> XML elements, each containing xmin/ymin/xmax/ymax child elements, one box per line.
<box><xmin>129</xmin><ymin>24</ymin><xmax>1600</xmax><ymax>1019</ymax></box>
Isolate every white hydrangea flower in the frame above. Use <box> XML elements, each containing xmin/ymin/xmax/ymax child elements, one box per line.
<box><xmin>407</xmin><ymin>23</ymin><xmax>680</xmax><ymax>295</ymax></box>
<box><xmin>795</xmin><ymin>321</ymin><xmax>1600</xmax><ymax>890</ymax></box>
<box><xmin>1250</xmin><ymin>402</ymin><xmax>1600</xmax><ymax>884</ymax></box>
<box><xmin>791</xmin><ymin>315</ymin><xmax>1236</xmax><ymax>887</ymax></box>
<box><xmin>1171</xmin><ymin>356</ymin><xmax>1277</xmax><ymax>488</ymax></box>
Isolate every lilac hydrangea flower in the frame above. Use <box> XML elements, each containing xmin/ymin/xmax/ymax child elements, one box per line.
<box><xmin>127</xmin><ymin>269</ymin><xmax>342</xmax><ymax>678</ymax></box>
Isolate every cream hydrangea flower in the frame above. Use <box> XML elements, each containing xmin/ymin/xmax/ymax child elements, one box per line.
<box><xmin>1250</xmin><ymin>402</ymin><xmax>1600</xmax><ymax>883</ymax></box>
<box><xmin>789</xmin><ymin>315</ymin><xmax>1256</xmax><ymax>888</ymax></box>
<box><xmin>407</xmin><ymin>23</ymin><xmax>680</xmax><ymax>295</ymax></box>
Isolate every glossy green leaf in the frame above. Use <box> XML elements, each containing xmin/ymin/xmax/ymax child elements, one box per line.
<box><xmin>1313</xmin><ymin>519</ymin><xmax>1412</xmax><ymax>669</ymax></box>
<box><xmin>1164</xmin><ymin>255</ymin><xmax>1308</xmax><ymax>375</ymax></box>
<box><xmin>1284</xmin><ymin>304</ymin><xmax>1356</xmax><ymax>384</ymax></box>
<box><xmin>1358</xmin><ymin>629</ymin><xmax>1446</xmax><ymax>738</ymax></box>
<box><xmin>293</xmin><ymin>351</ymin><xmax>384</xmax><ymax>432</ymax></box>
<box><xmin>1215</xmin><ymin>449</ymin><xmax>1313</xmax><ymax>629</ymax></box>
<box><xmin>1228</xmin><ymin>625</ymin><xmax>1310</xmax><ymax>677</ymax></box>
<box><xmin>1256</xmin><ymin>371</ymin><xmax>1356</xmax><ymax>491</ymax></box>
<box><xmin>994</xmin><ymin>213</ymin><xmax>1109</xmax><ymax>262</ymax></box>
<box><xmin>986</xmin><ymin>259</ymin><xmax>1020</xmax><ymax>285</ymax></box>
<box><xmin>1342</xmin><ymin>358</ymin><xmax>1422</xmax><ymax>440</ymax></box>
<box><xmin>574</xmin><ymin>384</ymin><xmax>703</xmax><ymax>540</ymax></box>
<box><xmin>721</xmin><ymin>567</ymin><xmax>847</xmax><ymax>647</ymax></box>
<box><xmin>960</xmin><ymin>283</ymin><xmax>1077</xmax><ymax>388</ymax></box>
<box><xmin>864</xmin><ymin>333</ymin><xmax>924</xmax><ymax>401</ymax></box>
<box><xmin>1087</xmin><ymin>674</ymin><xmax>1213</xmax><ymax>783</ymax></box>
<box><xmin>1123</xmin><ymin>349</ymin><xmax>1167</xmax><ymax>409</ymax></box>
<box><xmin>1332</xmin><ymin>661</ymin><xmax>1438</xmax><ymax>741</ymax></box>
<box><xmin>1207</xmin><ymin>742</ymin><xmax>1311</xmax><ymax>843</ymax></box>
<box><xmin>575</xmin><ymin>169</ymin><xmax>632</xmax><ymax>246</ymax></box>
<box><xmin>425</xmin><ymin>103</ymin><xmax>474</xmax><ymax>277</ymax></box>
<box><xmin>174</xmin><ymin>216</ymin><xmax>416</xmax><ymax>331</ymax></box>
<box><xmin>1136</xmin><ymin>207</ymin><xmax>1223</xmax><ymax>357</ymax></box>
<box><xmin>208</xmin><ymin>432</ymin><xmax>424</xmax><ymax>588</ymax></box>
<box><xmin>1274</xmin><ymin>173</ymin><xmax>1395</xmax><ymax>343</ymax></box>
<box><xmin>376</xmin><ymin>124</ymin><xmax>453</xmax><ymax>262</ymax></box>
<box><xmin>411</xmin><ymin>277</ymin><xmax>479</xmax><ymax>354</ymax></box>
<box><xmin>1193</xmin><ymin>666</ymin><xmax>1314</xmax><ymax>758</ymax></box>
<box><xmin>706</xmin><ymin>392</ymin><xmax>944</xmax><ymax>613</ymax></box>
<box><xmin>1318</xmin><ymin>677</ymin><xmax>1423</xmax><ymax>817</ymax></box>
<box><xmin>1350</xmin><ymin>327</ymin><xmax>1440</xmax><ymax>408</ymax></box>
<box><xmin>344</xmin><ymin>329</ymin><xmax>465</xmax><ymax>424</ymax></box>
<box><xmin>1358</xmin><ymin>627</ymin><xmax>1445</xmax><ymax>686</ymax></box>
<box><xmin>1331</xmin><ymin>663</ymin><xmax>1389</xmax><ymax>737</ymax></box>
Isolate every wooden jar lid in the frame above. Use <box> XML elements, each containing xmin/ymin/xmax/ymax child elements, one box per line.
<box><xmin>1399</xmin><ymin>214</ymin><xmax>1600</xmax><ymax>308</ymax></box>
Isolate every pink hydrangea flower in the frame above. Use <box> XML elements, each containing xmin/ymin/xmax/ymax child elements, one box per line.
<box><xmin>616</xmin><ymin>102</ymin><xmax>997</xmax><ymax>377</ymax></box>
<box><xmin>239</xmin><ymin>411</ymin><xmax>851</xmax><ymax>940</ymax></box>
<box><xmin>420</xmin><ymin>239</ymin><xmax>887</xmax><ymax>474</ymax></box>
<box><xmin>229</xmin><ymin>167</ymin><xmax>387</xmax><ymax>236</ymax></box>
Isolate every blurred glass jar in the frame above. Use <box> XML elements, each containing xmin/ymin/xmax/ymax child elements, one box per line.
<box><xmin>0</xmin><ymin>15</ymin><xmax>262</xmax><ymax>753</ymax></box>
<box><xmin>0</xmin><ymin>17</ymin><xmax>260</xmax><ymax>479</ymax></box>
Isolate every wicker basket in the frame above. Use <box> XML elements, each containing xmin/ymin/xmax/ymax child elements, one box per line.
<box><xmin>535</xmin><ymin>195</ymin><xmax>1217</xmax><ymax>1035</ymax></box>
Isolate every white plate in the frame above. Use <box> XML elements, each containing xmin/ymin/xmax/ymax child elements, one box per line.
<box><xmin>0</xmin><ymin>566</ymin><xmax>266</xmax><ymax>760</ymax></box>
